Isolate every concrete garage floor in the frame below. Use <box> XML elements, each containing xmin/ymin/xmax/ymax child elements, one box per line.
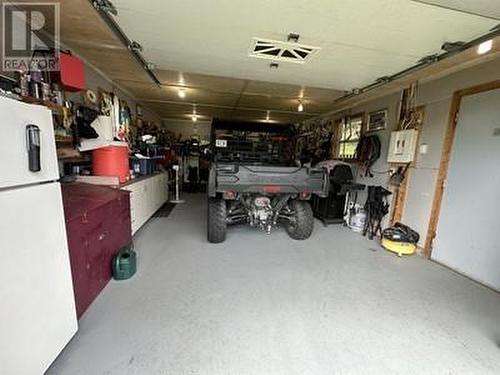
<box><xmin>49</xmin><ymin>194</ymin><xmax>500</xmax><ymax>375</ymax></box>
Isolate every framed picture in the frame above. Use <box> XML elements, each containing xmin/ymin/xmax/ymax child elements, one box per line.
<box><xmin>98</xmin><ymin>87</ymin><xmax>113</xmax><ymax>116</ymax></box>
<box><xmin>367</xmin><ymin>109</ymin><xmax>388</xmax><ymax>132</ymax></box>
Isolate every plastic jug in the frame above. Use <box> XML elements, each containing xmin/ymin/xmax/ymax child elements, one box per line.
<box><xmin>113</xmin><ymin>246</ymin><xmax>136</xmax><ymax>280</ymax></box>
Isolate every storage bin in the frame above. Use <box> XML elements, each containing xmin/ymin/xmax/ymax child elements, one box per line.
<box><xmin>58</xmin><ymin>52</ymin><xmax>86</xmax><ymax>92</ymax></box>
<box><xmin>131</xmin><ymin>158</ymin><xmax>155</xmax><ymax>176</ymax></box>
<box><xmin>92</xmin><ymin>144</ymin><xmax>129</xmax><ymax>183</ymax></box>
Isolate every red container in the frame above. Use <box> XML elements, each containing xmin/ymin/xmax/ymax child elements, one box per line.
<box><xmin>58</xmin><ymin>52</ymin><xmax>86</xmax><ymax>92</ymax></box>
<box><xmin>92</xmin><ymin>145</ymin><xmax>129</xmax><ymax>183</ymax></box>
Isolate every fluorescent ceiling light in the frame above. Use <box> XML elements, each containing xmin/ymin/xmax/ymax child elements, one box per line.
<box><xmin>477</xmin><ymin>40</ymin><xmax>493</xmax><ymax>55</ymax></box>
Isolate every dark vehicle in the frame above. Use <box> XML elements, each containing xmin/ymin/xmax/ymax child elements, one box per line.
<box><xmin>207</xmin><ymin>119</ymin><xmax>329</xmax><ymax>243</ymax></box>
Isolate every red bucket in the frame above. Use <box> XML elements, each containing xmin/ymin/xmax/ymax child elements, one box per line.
<box><xmin>92</xmin><ymin>145</ymin><xmax>129</xmax><ymax>183</ymax></box>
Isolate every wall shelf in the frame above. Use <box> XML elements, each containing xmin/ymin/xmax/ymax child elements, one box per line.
<box><xmin>21</xmin><ymin>96</ymin><xmax>65</xmax><ymax>114</ymax></box>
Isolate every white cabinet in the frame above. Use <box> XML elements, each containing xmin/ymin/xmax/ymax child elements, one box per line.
<box><xmin>122</xmin><ymin>173</ymin><xmax>169</xmax><ymax>234</ymax></box>
<box><xmin>387</xmin><ymin>129</ymin><xmax>419</xmax><ymax>163</ymax></box>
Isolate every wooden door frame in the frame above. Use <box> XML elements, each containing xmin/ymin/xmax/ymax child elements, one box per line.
<box><xmin>424</xmin><ymin>80</ymin><xmax>500</xmax><ymax>256</ymax></box>
<box><xmin>390</xmin><ymin>106</ymin><xmax>426</xmax><ymax>224</ymax></box>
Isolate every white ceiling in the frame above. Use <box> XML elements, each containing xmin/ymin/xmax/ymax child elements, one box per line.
<box><xmin>411</xmin><ymin>0</ymin><xmax>500</xmax><ymax>20</ymax></box>
<box><xmin>112</xmin><ymin>0</ymin><xmax>498</xmax><ymax>91</ymax></box>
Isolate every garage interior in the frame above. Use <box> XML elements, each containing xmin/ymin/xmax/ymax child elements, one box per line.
<box><xmin>1</xmin><ymin>0</ymin><xmax>500</xmax><ymax>374</ymax></box>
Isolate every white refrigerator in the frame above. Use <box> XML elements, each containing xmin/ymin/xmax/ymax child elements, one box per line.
<box><xmin>0</xmin><ymin>97</ymin><xmax>78</xmax><ymax>374</ymax></box>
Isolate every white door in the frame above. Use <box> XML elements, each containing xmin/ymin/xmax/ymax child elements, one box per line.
<box><xmin>0</xmin><ymin>97</ymin><xmax>59</xmax><ymax>189</ymax></box>
<box><xmin>431</xmin><ymin>89</ymin><xmax>500</xmax><ymax>290</ymax></box>
<box><xmin>0</xmin><ymin>182</ymin><xmax>77</xmax><ymax>375</ymax></box>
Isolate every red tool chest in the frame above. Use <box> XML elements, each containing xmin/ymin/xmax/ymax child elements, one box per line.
<box><xmin>62</xmin><ymin>183</ymin><xmax>132</xmax><ymax>318</ymax></box>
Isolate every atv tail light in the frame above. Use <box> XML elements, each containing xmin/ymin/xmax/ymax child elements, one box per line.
<box><xmin>263</xmin><ymin>185</ymin><xmax>282</xmax><ymax>193</ymax></box>
<box><xmin>223</xmin><ymin>191</ymin><xmax>237</xmax><ymax>200</ymax></box>
<box><xmin>299</xmin><ymin>191</ymin><xmax>311</xmax><ymax>200</ymax></box>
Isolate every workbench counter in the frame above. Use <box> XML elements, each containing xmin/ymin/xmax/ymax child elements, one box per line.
<box><xmin>120</xmin><ymin>172</ymin><xmax>169</xmax><ymax>234</ymax></box>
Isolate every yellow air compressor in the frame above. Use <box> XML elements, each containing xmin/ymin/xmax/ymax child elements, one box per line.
<box><xmin>382</xmin><ymin>223</ymin><xmax>419</xmax><ymax>257</ymax></box>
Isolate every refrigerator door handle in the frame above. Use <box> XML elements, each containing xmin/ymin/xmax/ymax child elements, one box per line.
<box><xmin>26</xmin><ymin>124</ymin><xmax>41</xmax><ymax>172</ymax></box>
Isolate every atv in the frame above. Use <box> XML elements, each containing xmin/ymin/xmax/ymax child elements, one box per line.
<box><xmin>207</xmin><ymin>119</ymin><xmax>328</xmax><ymax>243</ymax></box>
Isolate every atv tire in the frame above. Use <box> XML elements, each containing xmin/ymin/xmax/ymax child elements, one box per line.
<box><xmin>207</xmin><ymin>198</ymin><xmax>227</xmax><ymax>243</ymax></box>
<box><xmin>286</xmin><ymin>200</ymin><xmax>314</xmax><ymax>240</ymax></box>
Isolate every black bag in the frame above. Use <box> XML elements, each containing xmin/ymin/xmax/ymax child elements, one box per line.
<box><xmin>383</xmin><ymin>223</ymin><xmax>420</xmax><ymax>244</ymax></box>
<box><xmin>75</xmin><ymin>106</ymin><xmax>99</xmax><ymax>139</ymax></box>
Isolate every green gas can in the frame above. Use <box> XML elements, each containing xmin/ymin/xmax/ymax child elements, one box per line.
<box><xmin>113</xmin><ymin>246</ymin><xmax>136</xmax><ymax>280</ymax></box>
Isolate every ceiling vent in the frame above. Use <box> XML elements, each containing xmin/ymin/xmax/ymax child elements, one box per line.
<box><xmin>249</xmin><ymin>37</ymin><xmax>320</xmax><ymax>64</ymax></box>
